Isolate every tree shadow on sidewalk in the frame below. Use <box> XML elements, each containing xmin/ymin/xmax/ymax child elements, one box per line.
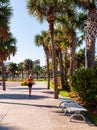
<box><xmin>0</xmin><ymin>125</ymin><xmax>19</xmax><ymax>130</ymax></box>
<box><xmin>0</xmin><ymin>100</ymin><xmax>59</xmax><ymax>109</ymax></box>
<box><xmin>8</xmin><ymin>87</ymin><xmax>47</xmax><ymax>91</ymax></box>
<box><xmin>0</xmin><ymin>93</ymin><xmax>49</xmax><ymax>100</ymax></box>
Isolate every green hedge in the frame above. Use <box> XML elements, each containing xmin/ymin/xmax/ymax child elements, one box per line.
<box><xmin>21</xmin><ymin>81</ymin><xmax>28</xmax><ymax>86</ymax></box>
<box><xmin>71</xmin><ymin>68</ymin><xmax>97</xmax><ymax>106</ymax></box>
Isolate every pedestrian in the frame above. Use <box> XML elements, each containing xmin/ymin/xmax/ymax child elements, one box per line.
<box><xmin>27</xmin><ymin>74</ymin><xmax>33</xmax><ymax>98</ymax></box>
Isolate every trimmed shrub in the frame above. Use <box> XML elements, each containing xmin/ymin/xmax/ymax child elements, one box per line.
<box><xmin>21</xmin><ymin>81</ymin><xmax>28</xmax><ymax>86</ymax></box>
<box><xmin>71</xmin><ymin>68</ymin><xmax>97</xmax><ymax>106</ymax></box>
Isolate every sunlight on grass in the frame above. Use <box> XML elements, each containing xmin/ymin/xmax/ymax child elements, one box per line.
<box><xmin>50</xmin><ymin>82</ymin><xmax>69</xmax><ymax>97</ymax></box>
<box><xmin>58</xmin><ymin>89</ymin><xmax>69</xmax><ymax>97</ymax></box>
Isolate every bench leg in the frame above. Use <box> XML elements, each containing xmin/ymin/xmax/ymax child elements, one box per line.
<box><xmin>59</xmin><ymin>101</ymin><xmax>65</xmax><ymax>108</ymax></box>
<box><xmin>69</xmin><ymin>113</ymin><xmax>86</xmax><ymax>122</ymax></box>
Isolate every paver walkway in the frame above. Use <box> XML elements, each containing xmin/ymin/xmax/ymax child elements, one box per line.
<box><xmin>0</xmin><ymin>81</ymin><xmax>97</xmax><ymax>130</ymax></box>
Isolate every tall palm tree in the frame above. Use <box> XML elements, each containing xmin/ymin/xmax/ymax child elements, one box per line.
<box><xmin>0</xmin><ymin>33</ymin><xmax>17</xmax><ymax>90</ymax></box>
<box><xmin>56</xmin><ymin>9</ymin><xmax>87</xmax><ymax>76</ymax></box>
<box><xmin>0</xmin><ymin>0</ymin><xmax>13</xmax><ymax>90</ymax></box>
<box><xmin>54</xmin><ymin>28</ymin><xmax>66</xmax><ymax>89</ymax></box>
<box><xmin>73</xmin><ymin>0</ymin><xmax>97</xmax><ymax>68</ymax></box>
<box><xmin>27</xmin><ymin>0</ymin><xmax>71</xmax><ymax>98</ymax></box>
<box><xmin>35</xmin><ymin>30</ymin><xmax>51</xmax><ymax>89</ymax></box>
<box><xmin>0</xmin><ymin>0</ymin><xmax>12</xmax><ymax>40</ymax></box>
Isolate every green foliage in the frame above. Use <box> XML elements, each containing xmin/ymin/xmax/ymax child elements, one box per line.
<box><xmin>58</xmin><ymin>89</ymin><xmax>69</xmax><ymax>97</ymax></box>
<box><xmin>71</xmin><ymin>68</ymin><xmax>97</xmax><ymax>106</ymax></box>
<box><xmin>21</xmin><ymin>81</ymin><xmax>28</xmax><ymax>86</ymax></box>
<box><xmin>50</xmin><ymin>81</ymin><xmax>69</xmax><ymax>97</ymax></box>
<box><xmin>86</xmin><ymin>111</ymin><xmax>97</xmax><ymax>126</ymax></box>
<box><xmin>34</xmin><ymin>78</ymin><xmax>48</xmax><ymax>81</ymax></box>
<box><xmin>62</xmin><ymin>81</ymin><xmax>70</xmax><ymax>91</ymax></box>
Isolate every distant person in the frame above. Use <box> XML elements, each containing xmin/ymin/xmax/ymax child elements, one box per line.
<box><xmin>27</xmin><ymin>74</ymin><xmax>33</xmax><ymax>98</ymax></box>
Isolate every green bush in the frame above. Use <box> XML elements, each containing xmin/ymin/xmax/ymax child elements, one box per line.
<box><xmin>71</xmin><ymin>68</ymin><xmax>97</xmax><ymax>106</ymax></box>
<box><xmin>21</xmin><ymin>81</ymin><xmax>28</xmax><ymax>86</ymax></box>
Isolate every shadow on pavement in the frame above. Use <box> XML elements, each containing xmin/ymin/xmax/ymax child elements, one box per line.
<box><xmin>0</xmin><ymin>125</ymin><xmax>20</xmax><ymax>130</ymax></box>
<box><xmin>42</xmin><ymin>91</ymin><xmax>54</xmax><ymax>94</ymax></box>
<box><xmin>8</xmin><ymin>87</ymin><xmax>47</xmax><ymax>91</ymax></box>
<box><xmin>0</xmin><ymin>101</ymin><xmax>58</xmax><ymax>108</ymax></box>
<box><xmin>0</xmin><ymin>93</ymin><xmax>49</xmax><ymax>100</ymax></box>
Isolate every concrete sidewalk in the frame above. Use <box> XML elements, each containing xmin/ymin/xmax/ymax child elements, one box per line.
<box><xmin>0</xmin><ymin>81</ymin><xmax>97</xmax><ymax>130</ymax></box>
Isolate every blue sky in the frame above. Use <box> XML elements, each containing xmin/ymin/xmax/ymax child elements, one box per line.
<box><xmin>7</xmin><ymin>0</ymin><xmax>48</xmax><ymax>66</ymax></box>
<box><xmin>6</xmin><ymin>0</ymin><xmax>97</xmax><ymax>66</ymax></box>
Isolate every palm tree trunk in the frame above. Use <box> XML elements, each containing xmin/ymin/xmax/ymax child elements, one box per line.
<box><xmin>70</xmin><ymin>47</ymin><xmax>75</xmax><ymax>76</ymax></box>
<box><xmin>21</xmin><ymin>69</ymin><xmax>23</xmax><ymax>79</ymax></box>
<box><xmin>59</xmin><ymin>49</ymin><xmax>65</xmax><ymax>89</ymax></box>
<box><xmin>64</xmin><ymin>49</ymin><xmax>68</xmax><ymax>78</ymax></box>
<box><xmin>70</xmin><ymin>36</ymin><xmax>76</xmax><ymax>76</ymax></box>
<box><xmin>86</xmin><ymin>8</ymin><xmax>97</xmax><ymax>68</ymax></box>
<box><xmin>49</xmin><ymin>22</ymin><xmax>58</xmax><ymax>99</ymax></box>
<box><xmin>1</xmin><ymin>61</ymin><xmax>6</xmax><ymax>90</ymax></box>
<box><xmin>45</xmin><ymin>49</ymin><xmax>50</xmax><ymax>89</ymax></box>
<box><xmin>86</xmin><ymin>39</ymin><xmax>95</xmax><ymax>68</ymax></box>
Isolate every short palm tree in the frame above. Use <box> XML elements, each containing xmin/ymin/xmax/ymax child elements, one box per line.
<box><xmin>35</xmin><ymin>31</ymin><xmax>51</xmax><ymax>89</ymax></box>
<box><xmin>6</xmin><ymin>62</ymin><xmax>17</xmax><ymax>79</ymax></box>
<box><xmin>17</xmin><ymin>62</ymin><xmax>24</xmax><ymax>79</ymax></box>
<box><xmin>0</xmin><ymin>33</ymin><xmax>17</xmax><ymax>90</ymax></box>
<box><xmin>23</xmin><ymin>59</ymin><xmax>33</xmax><ymax>76</ymax></box>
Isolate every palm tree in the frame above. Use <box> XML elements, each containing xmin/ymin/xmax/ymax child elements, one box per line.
<box><xmin>0</xmin><ymin>0</ymin><xmax>13</xmax><ymax>90</ymax></box>
<box><xmin>0</xmin><ymin>0</ymin><xmax>12</xmax><ymax>40</ymax></box>
<box><xmin>75</xmin><ymin>48</ymin><xmax>85</xmax><ymax>69</ymax></box>
<box><xmin>6</xmin><ymin>62</ymin><xmax>17</xmax><ymax>79</ymax></box>
<box><xmin>33</xmin><ymin>65</ymin><xmax>42</xmax><ymax>80</ymax></box>
<box><xmin>23</xmin><ymin>59</ymin><xmax>33</xmax><ymax>76</ymax></box>
<box><xmin>56</xmin><ymin>8</ymin><xmax>87</xmax><ymax>76</ymax></box>
<box><xmin>73</xmin><ymin>0</ymin><xmax>97</xmax><ymax>68</ymax></box>
<box><xmin>54</xmin><ymin>28</ymin><xmax>66</xmax><ymax>89</ymax></box>
<box><xmin>35</xmin><ymin>30</ymin><xmax>51</xmax><ymax>89</ymax></box>
<box><xmin>0</xmin><ymin>33</ymin><xmax>17</xmax><ymax>90</ymax></box>
<box><xmin>17</xmin><ymin>62</ymin><xmax>24</xmax><ymax>79</ymax></box>
<box><xmin>27</xmin><ymin>0</ymin><xmax>72</xmax><ymax>98</ymax></box>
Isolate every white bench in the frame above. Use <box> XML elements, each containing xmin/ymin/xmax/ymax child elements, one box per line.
<box><xmin>59</xmin><ymin>98</ymin><xmax>73</xmax><ymax>108</ymax></box>
<box><xmin>62</xmin><ymin>102</ymin><xmax>87</xmax><ymax>122</ymax></box>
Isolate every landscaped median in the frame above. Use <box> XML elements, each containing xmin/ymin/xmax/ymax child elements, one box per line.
<box><xmin>50</xmin><ymin>79</ymin><xmax>97</xmax><ymax>126</ymax></box>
